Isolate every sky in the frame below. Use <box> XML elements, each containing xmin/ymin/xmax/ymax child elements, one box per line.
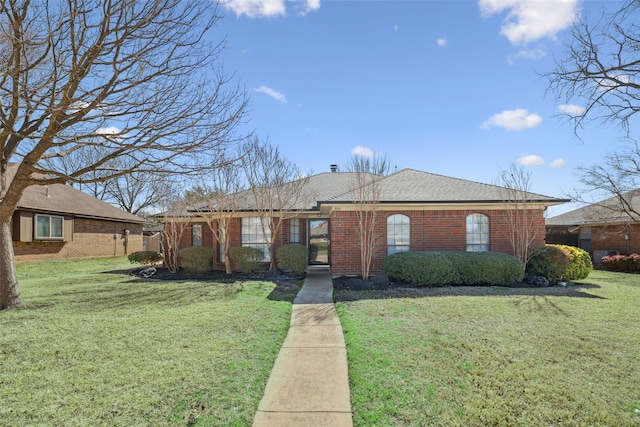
<box><xmin>213</xmin><ymin>0</ymin><xmax>627</xmax><ymax>217</ymax></box>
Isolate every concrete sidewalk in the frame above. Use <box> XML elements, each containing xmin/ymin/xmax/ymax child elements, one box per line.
<box><xmin>252</xmin><ymin>268</ymin><xmax>353</xmax><ymax>427</ymax></box>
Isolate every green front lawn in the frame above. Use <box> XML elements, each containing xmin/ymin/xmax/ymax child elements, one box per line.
<box><xmin>1</xmin><ymin>257</ymin><xmax>291</xmax><ymax>426</ymax></box>
<box><xmin>337</xmin><ymin>270</ymin><xmax>640</xmax><ymax>426</ymax></box>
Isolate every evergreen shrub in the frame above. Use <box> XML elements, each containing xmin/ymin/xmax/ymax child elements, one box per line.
<box><xmin>229</xmin><ymin>246</ymin><xmax>264</xmax><ymax>274</ymax></box>
<box><xmin>602</xmin><ymin>253</ymin><xmax>640</xmax><ymax>273</ymax></box>
<box><xmin>178</xmin><ymin>246</ymin><xmax>214</xmax><ymax>274</ymax></box>
<box><xmin>128</xmin><ymin>251</ymin><xmax>162</xmax><ymax>266</ymax></box>
<box><xmin>526</xmin><ymin>245</ymin><xmax>570</xmax><ymax>283</ymax></box>
<box><xmin>551</xmin><ymin>244</ymin><xmax>593</xmax><ymax>280</ymax></box>
<box><xmin>276</xmin><ymin>244</ymin><xmax>308</xmax><ymax>276</ymax></box>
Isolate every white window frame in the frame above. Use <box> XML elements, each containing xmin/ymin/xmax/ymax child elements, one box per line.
<box><xmin>387</xmin><ymin>214</ymin><xmax>410</xmax><ymax>255</ymax></box>
<box><xmin>289</xmin><ymin>217</ymin><xmax>300</xmax><ymax>244</ymax></box>
<box><xmin>192</xmin><ymin>224</ymin><xmax>202</xmax><ymax>246</ymax></box>
<box><xmin>35</xmin><ymin>214</ymin><xmax>64</xmax><ymax>240</ymax></box>
<box><xmin>466</xmin><ymin>213</ymin><xmax>489</xmax><ymax>252</ymax></box>
<box><xmin>241</xmin><ymin>217</ymin><xmax>271</xmax><ymax>261</ymax></box>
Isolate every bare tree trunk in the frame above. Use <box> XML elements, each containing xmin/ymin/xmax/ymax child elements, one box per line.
<box><xmin>0</xmin><ymin>216</ymin><xmax>21</xmax><ymax>309</ymax></box>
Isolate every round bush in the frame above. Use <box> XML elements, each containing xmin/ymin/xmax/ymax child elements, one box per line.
<box><xmin>276</xmin><ymin>244</ymin><xmax>308</xmax><ymax>276</ymax></box>
<box><xmin>229</xmin><ymin>246</ymin><xmax>264</xmax><ymax>274</ymax></box>
<box><xmin>449</xmin><ymin>251</ymin><xmax>523</xmax><ymax>285</ymax></box>
<box><xmin>383</xmin><ymin>251</ymin><xmax>461</xmax><ymax>286</ymax></box>
<box><xmin>526</xmin><ymin>245</ymin><xmax>570</xmax><ymax>283</ymax></box>
<box><xmin>178</xmin><ymin>246</ymin><xmax>214</xmax><ymax>274</ymax></box>
<box><xmin>128</xmin><ymin>251</ymin><xmax>162</xmax><ymax>266</ymax></box>
<box><xmin>551</xmin><ymin>244</ymin><xmax>592</xmax><ymax>281</ymax></box>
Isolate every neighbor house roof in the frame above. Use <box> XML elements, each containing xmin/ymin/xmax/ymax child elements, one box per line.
<box><xmin>8</xmin><ymin>164</ymin><xmax>144</xmax><ymax>223</ymax></box>
<box><xmin>546</xmin><ymin>189</ymin><xmax>640</xmax><ymax>226</ymax></box>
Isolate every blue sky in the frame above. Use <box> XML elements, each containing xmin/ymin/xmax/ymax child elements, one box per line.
<box><xmin>215</xmin><ymin>0</ymin><xmax>625</xmax><ymax>217</ymax></box>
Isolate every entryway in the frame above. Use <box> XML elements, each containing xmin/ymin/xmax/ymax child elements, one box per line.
<box><xmin>309</xmin><ymin>218</ymin><xmax>330</xmax><ymax>265</ymax></box>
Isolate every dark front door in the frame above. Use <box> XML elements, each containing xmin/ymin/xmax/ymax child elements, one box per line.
<box><xmin>309</xmin><ymin>218</ymin><xmax>330</xmax><ymax>265</ymax></box>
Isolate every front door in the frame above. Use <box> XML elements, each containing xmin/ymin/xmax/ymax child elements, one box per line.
<box><xmin>309</xmin><ymin>218</ymin><xmax>330</xmax><ymax>265</ymax></box>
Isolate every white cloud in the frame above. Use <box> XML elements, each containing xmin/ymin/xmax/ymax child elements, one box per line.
<box><xmin>254</xmin><ymin>85</ymin><xmax>287</xmax><ymax>103</ymax></box>
<box><xmin>550</xmin><ymin>158</ymin><xmax>566</xmax><ymax>168</ymax></box>
<box><xmin>558</xmin><ymin>104</ymin><xmax>585</xmax><ymax>116</ymax></box>
<box><xmin>437</xmin><ymin>37</ymin><xmax>447</xmax><ymax>47</ymax></box>
<box><xmin>515</xmin><ymin>45</ymin><xmax>546</xmax><ymax>60</ymax></box>
<box><xmin>481</xmin><ymin>108</ymin><xmax>543</xmax><ymax>131</ymax></box>
<box><xmin>96</xmin><ymin>126</ymin><xmax>121</xmax><ymax>135</ymax></box>
<box><xmin>517</xmin><ymin>154</ymin><xmax>545</xmax><ymax>166</ymax></box>
<box><xmin>221</xmin><ymin>0</ymin><xmax>320</xmax><ymax>18</ymax></box>
<box><xmin>479</xmin><ymin>0</ymin><xmax>580</xmax><ymax>45</ymax></box>
<box><xmin>352</xmin><ymin>145</ymin><xmax>374</xmax><ymax>158</ymax></box>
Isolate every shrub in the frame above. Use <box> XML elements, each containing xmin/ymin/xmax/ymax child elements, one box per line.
<box><xmin>384</xmin><ymin>251</ymin><xmax>523</xmax><ymax>286</ymax></box>
<box><xmin>128</xmin><ymin>251</ymin><xmax>162</xmax><ymax>266</ymax></box>
<box><xmin>229</xmin><ymin>246</ymin><xmax>265</xmax><ymax>274</ymax></box>
<box><xmin>551</xmin><ymin>244</ymin><xmax>593</xmax><ymax>281</ymax></box>
<box><xmin>602</xmin><ymin>253</ymin><xmax>640</xmax><ymax>273</ymax></box>
<box><xmin>383</xmin><ymin>252</ymin><xmax>461</xmax><ymax>286</ymax></box>
<box><xmin>276</xmin><ymin>244</ymin><xmax>308</xmax><ymax>276</ymax></box>
<box><xmin>448</xmin><ymin>251</ymin><xmax>523</xmax><ymax>285</ymax></box>
<box><xmin>526</xmin><ymin>245</ymin><xmax>570</xmax><ymax>283</ymax></box>
<box><xmin>178</xmin><ymin>246</ymin><xmax>214</xmax><ymax>274</ymax></box>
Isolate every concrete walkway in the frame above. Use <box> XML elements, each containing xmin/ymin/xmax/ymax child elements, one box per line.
<box><xmin>252</xmin><ymin>267</ymin><xmax>353</xmax><ymax>427</ymax></box>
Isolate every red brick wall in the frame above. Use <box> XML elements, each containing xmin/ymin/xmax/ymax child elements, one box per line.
<box><xmin>171</xmin><ymin>210</ymin><xmax>546</xmax><ymax>276</ymax></box>
<box><xmin>14</xmin><ymin>218</ymin><xmax>143</xmax><ymax>263</ymax></box>
<box><xmin>591</xmin><ymin>224</ymin><xmax>640</xmax><ymax>256</ymax></box>
<box><xmin>329</xmin><ymin>209</ymin><xmax>546</xmax><ymax>276</ymax></box>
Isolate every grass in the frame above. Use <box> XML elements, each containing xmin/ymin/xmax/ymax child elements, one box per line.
<box><xmin>0</xmin><ymin>257</ymin><xmax>292</xmax><ymax>426</ymax></box>
<box><xmin>337</xmin><ymin>270</ymin><xmax>640</xmax><ymax>426</ymax></box>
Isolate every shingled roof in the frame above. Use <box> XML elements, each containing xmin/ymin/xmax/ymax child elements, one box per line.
<box><xmin>8</xmin><ymin>164</ymin><xmax>143</xmax><ymax>223</ymax></box>
<box><xmin>546</xmin><ymin>189</ymin><xmax>640</xmax><ymax>226</ymax></box>
<box><xmin>199</xmin><ymin>168</ymin><xmax>567</xmax><ymax>212</ymax></box>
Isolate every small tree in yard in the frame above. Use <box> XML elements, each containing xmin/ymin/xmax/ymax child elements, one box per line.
<box><xmin>160</xmin><ymin>197</ymin><xmax>191</xmax><ymax>274</ymax></box>
<box><xmin>0</xmin><ymin>1</ymin><xmax>248</xmax><ymax>310</ymax></box>
<box><xmin>498</xmin><ymin>164</ymin><xmax>542</xmax><ymax>280</ymax></box>
<box><xmin>344</xmin><ymin>153</ymin><xmax>390</xmax><ymax>280</ymax></box>
<box><xmin>242</xmin><ymin>138</ymin><xmax>314</xmax><ymax>271</ymax></box>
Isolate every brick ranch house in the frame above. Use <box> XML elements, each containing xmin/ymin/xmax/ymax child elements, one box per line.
<box><xmin>546</xmin><ymin>190</ymin><xmax>640</xmax><ymax>264</ymax></box>
<box><xmin>172</xmin><ymin>168</ymin><xmax>567</xmax><ymax>277</ymax></box>
<box><xmin>9</xmin><ymin>166</ymin><xmax>144</xmax><ymax>262</ymax></box>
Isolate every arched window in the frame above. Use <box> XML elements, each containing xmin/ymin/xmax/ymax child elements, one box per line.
<box><xmin>466</xmin><ymin>213</ymin><xmax>489</xmax><ymax>251</ymax></box>
<box><xmin>387</xmin><ymin>214</ymin><xmax>410</xmax><ymax>255</ymax></box>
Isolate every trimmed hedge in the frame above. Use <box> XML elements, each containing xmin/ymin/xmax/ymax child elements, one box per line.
<box><xmin>229</xmin><ymin>246</ymin><xmax>264</xmax><ymax>274</ymax></box>
<box><xmin>128</xmin><ymin>251</ymin><xmax>162</xmax><ymax>266</ymax></box>
<box><xmin>552</xmin><ymin>244</ymin><xmax>593</xmax><ymax>280</ymax></box>
<box><xmin>602</xmin><ymin>253</ymin><xmax>640</xmax><ymax>273</ymax></box>
<box><xmin>383</xmin><ymin>251</ymin><xmax>523</xmax><ymax>286</ymax></box>
<box><xmin>276</xmin><ymin>244</ymin><xmax>308</xmax><ymax>276</ymax></box>
<box><xmin>526</xmin><ymin>245</ymin><xmax>570</xmax><ymax>283</ymax></box>
<box><xmin>178</xmin><ymin>246</ymin><xmax>214</xmax><ymax>274</ymax></box>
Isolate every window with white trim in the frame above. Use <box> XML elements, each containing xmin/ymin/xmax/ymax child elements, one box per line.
<box><xmin>466</xmin><ymin>213</ymin><xmax>489</xmax><ymax>252</ymax></box>
<box><xmin>242</xmin><ymin>217</ymin><xmax>271</xmax><ymax>261</ymax></box>
<box><xmin>289</xmin><ymin>218</ymin><xmax>300</xmax><ymax>244</ymax></box>
<box><xmin>387</xmin><ymin>214</ymin><xmax>410</xmax><ymax>255</ymax></box>
<box><xmin>35</xmin><ymin>214</ymin><xmax>64</xmax><ymax>240</ymax></box>
<box><xmin>192</xmin><ymin>224</ymin><xmax>202</xmax><ymax>246</ymax></box>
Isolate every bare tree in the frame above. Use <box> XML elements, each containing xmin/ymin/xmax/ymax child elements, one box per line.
<box><xmin>546</xmin><ymin>0</ymin><xmax>640</xmax><ymax>137</ymax></box>
<box><xmin>194</xmin><ymin>161</ymin><xmax>246</xmax><ymax>274</ymax></box>
<box><xmin>160</xmin><ymin>197</ymin><xmax>191</xmax><ymax>274</ymax></box>
<box><xmin>0</xmin><ymin>1</ymin><xmax>249</xmax><ymax>310</ymax></box>
<box><xmin>498</xmin><ymin>164</ymin><xmax>541</xmax><ymax>279</ymax></box>
<box><xmin>242</xmin><ymin>138</ymin><xmax>313</xmax><ymax>271</ymax></box>
<box><xmin>344</xmin><ymin>153</ymin><xmax>389</xmax><ymax>280</ymax></box>
<box><xmin>571</xmin><ymin>141</ymin><xmax>640</xmax><ymax>223</ymax></box>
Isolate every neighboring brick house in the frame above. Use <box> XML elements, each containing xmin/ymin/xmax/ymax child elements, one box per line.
<box><xmin>11</xmin><ymin>171</ymin><xmax>144</xmax><ymax>262</ymax></box>
<box><xmin>546</xmin><ymin>190</ymin><xmax>640</xmax><ymax>263</ymax></box>
<box><xmin>176</xmin><ymin>168</ymin><xmax>567</xmax><ymax>277</ymax></box>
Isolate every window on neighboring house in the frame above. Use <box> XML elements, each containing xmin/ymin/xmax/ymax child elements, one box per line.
<box><xmin>387</xmin><ymin>214</ymin><xmax>410</xmax><ymax>255</ymax></box>
<box><xmin>242</xmin><ymin>217</ymin><xmax>270</xmax><ymax>261</ymax></box>
<box><xmin>192</xmin><ymin>224</ymin><xmax>202</xmax><ymax>246</ymax></box>
<box><xmin>35</xmin><ymin>214</ymin><xmax>64</xmax><ymax>240</ymax></box>
<box><xmin>466</xmin><ymin>213</ymin><xmax>489</xmax><ymax>251</ymax></box>
<box><xmin>290</xmin><ymin>217</ymin><xmax>300</xmax><ymax>244</ymax></box>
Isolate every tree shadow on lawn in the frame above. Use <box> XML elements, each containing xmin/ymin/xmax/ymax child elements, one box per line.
<box><xmin>333</xmin><ymin>277</ymin><xmax>605</xmax><ymax>304</ymax></box>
